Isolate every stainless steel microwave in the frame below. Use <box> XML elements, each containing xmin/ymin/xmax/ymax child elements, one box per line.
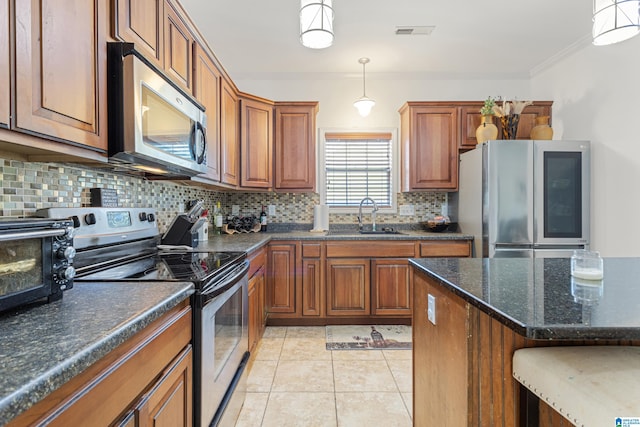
<box><xmin>107</xmin><ymin>42</ymin><xmax>207</xmax><ymax>177</ymax></box>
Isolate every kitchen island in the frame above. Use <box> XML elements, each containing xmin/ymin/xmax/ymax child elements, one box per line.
<box><xmin>410</xmin><ymin>257</ymin><xmax>640</xmax><ymax>426</ymax></box>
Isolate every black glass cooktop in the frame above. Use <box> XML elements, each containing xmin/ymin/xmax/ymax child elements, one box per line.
<box><xmin>76</xmin><ymin>250</ymin><xmax>246</xmax><ymax>285</ymax></box>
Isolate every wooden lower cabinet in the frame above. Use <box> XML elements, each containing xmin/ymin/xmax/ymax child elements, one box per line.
<box><xmin>326</xmin><ymin>258</ymin><xmax>370</xmax><ymax>316</ymax></box>
<box><xmin>131</xmin><ymin>346</ymin><xmax>192</xmax><ymax>427</ymax></box>
<box><xmin>371</xmin><ymin>258</ymin><xmax>411</xmax><ymax>316</ymax></box>
<box><xmin>7</xmin><ymin>302</ymin><xmax>192</xmax><ymax>427</ymax></box>
<box><xmin>266</xmin><ymin>239</ymin><xmax>471</xmax><ymax>325</ymax></box>
<box><xmin>248</xmin><ymin>265</ymin><xmax>265</xmax><ymax>353</ymax></box>
<box><xmin>302</xmin><ymin>259</ymin><xmax>323</xmax><ymax>316</ymax></box>
<box><xmin>267</xmin><ymin>242</ymin><xmax>297</xmax><ymax>315</ymax></box>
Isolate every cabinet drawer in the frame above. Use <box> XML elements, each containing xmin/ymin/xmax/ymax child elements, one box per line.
<box><xmin>326</xmin><ymin>241</ymin><xmax>416</xmax><ymax>258</ymax></box>
<box><xmin>302</xmin><ymin>243</ymin><xmax>322</xmax><ymax>258</ymax></box>
<box><xmin>248</xmin><ymin>246</ymin><xmax>267</xmax><ymax>278</ymax></box>
<box><xmin>420</xmin><ymin>241</ymin><xmax>471</xmax><ymax>257</ymax></box>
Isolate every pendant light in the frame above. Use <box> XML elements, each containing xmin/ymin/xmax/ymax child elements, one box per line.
<box><xmin>593</xmin><ymin>0</ymin><xmax>640</xmax><ymax>46</ymax></box>
<box><xmin>300</xmin><ymin>0</ymin><xmax>334</xmax><ymax>49</ymax></box>
<box><xmin>353</xmin><ymin>58</ymin><xmax>375</xmax><ymax>117</ymax></box>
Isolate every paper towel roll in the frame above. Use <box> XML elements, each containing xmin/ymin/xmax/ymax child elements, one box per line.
<box><xmin>312</xmin><ymin>204</ymin><xmax>329</xmax><ymax>232</ymax></box>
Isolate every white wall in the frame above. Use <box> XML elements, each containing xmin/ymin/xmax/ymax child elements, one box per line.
<box><xmin>235</xmin><ymin>75</ymin><xmax>529</xmax><ymax>130</ymax></box>
<box><xmin>531</xmin><ymin>36</ymin><xmax>640</xmax><ymax>257</ymax></box>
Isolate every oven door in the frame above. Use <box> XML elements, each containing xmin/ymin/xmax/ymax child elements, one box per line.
<box><xmin>195</xmin><ymin>261</ymin><xmax>249</xmax><ymax>427</ymax></box>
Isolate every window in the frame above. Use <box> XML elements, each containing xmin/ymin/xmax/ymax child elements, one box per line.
<box><xmin>320</xmin><ymin>130</ymin><xmax>397</xmax><ymax>212</ymax></box>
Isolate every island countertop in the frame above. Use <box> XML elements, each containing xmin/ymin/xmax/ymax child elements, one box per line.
<box><xmin>409</xmin><ymin>257</ymin><xmax>640</xmax><ymax>340</ymax></box>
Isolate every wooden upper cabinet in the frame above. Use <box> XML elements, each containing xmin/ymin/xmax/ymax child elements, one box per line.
<box><xmin>399</xmin><ymin>104</ymin><xmax>459</xmax><ymax>191</ymax></box>
<box><xmin>220</xmin><ymin>79</ymin><xmax>239</xmax><ymax>186</ymax></box>
<box><xmin>193</xmin><ymin>43</ymin><xmax>221</xmax><ymax>182</ymax></box>
<box><xmin>509</xmin><ymin>103</ymin><xmax>552</xmax><ymax>139</ymax></box>
<box><xmin>164</xmin><ymin>1</ymin><xmax>193</xmax><ymax>93</ymax></box>
<box><xmin>14</xmin><ymin>0</ymin><xmax>108</xmax><ymax>151</ymax></box>
<box><xmin>274</xmin><ymin>102</ymin><xmax>318</xmax><ymax>191</ymax></box>
<box><xmin>240</xmin><ymin>96</ymin><xmax>273</xmax><ymax>188</ymax></box>
<box><xmin>459</xmin><ymin>104</ymin><xmax>484</xmax><ymax>149</ymax></box>
<box><xmin>0</xmin><ymin>0</ymin><xmax>9</xmax><ymax>128</ymax></box>
<box><xmin>114</xmin><ymin>0</ymin><xmax>164</xmax><ymax>68</ymax></box>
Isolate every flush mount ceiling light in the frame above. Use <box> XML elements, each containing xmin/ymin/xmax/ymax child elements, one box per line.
<box><xmin>353</xmin><ymin>58</ymin><xmax>375</xmax><ymax>117</ymax></box>
<box><xmin>593</xmin><ymin>0</ymin><xmax>640</xmax><ymax>46</ymax></box>
<box><xmin>300</xmin><ymin>0</ymin><xmax>334</xmax><ymax>49</ymax></box>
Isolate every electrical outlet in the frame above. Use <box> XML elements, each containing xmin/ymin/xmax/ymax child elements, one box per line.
<box><xmin>268</xmin><ymin>205</ymin><xmax>276</xmax><ymax>216</ymax></box>
<box><xmin>399</xmin><ymin>204</ymin><xmax>415</xmax><ymax>216</ymax></box>
<box><xmin>231</xmin><ymin>205</ymin><xmax>240</xmax><ymax>216</ymax></box>
<box><xmin>428</xmin><ymin>294</ymin><xmax>436</xmax><ymax>325</ymax></box>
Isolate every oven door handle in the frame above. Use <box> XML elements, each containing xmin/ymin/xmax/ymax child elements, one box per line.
<box><xmin>0</xmin><ymin>228</ymin><xmax>68</xmax><ymax>242</ymax></box>
<box><xmin>201</xmin><ymin>260</ymin><xmax>249</xmax><ymax>299</ymax></box>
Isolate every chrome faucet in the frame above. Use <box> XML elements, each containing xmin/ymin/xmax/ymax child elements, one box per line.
<box><xmin>358</xmin><ymin>197</ymin><xmax>379</xmax><ymax>231</ymax></box>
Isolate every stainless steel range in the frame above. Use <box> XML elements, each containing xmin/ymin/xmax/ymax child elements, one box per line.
<box><xmin>36</xmin><ymin>207</ymin><xmax>249</xmax><ymax>427</ymax></box>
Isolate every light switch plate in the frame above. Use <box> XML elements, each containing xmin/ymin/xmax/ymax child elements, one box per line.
<box><xmin>232</xmin><ymin>205</ymin><xmax>240</xmax><ymax>216</ymax></box>
<box><xmin>399</xmin><ymin>204</ymin><xmax>415</xmax><ymax>216</ymax></box>
<box><xmin>428</xmin><ymin>294</ymin><xmax>436</xmax><ymax>325</ymax></box>
<box><xmin>268</xmin><ymin>205</ymin><xmax>276</xmax><ymax>216</ymax></box>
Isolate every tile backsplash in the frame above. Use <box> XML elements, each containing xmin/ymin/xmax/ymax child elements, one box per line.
<box><xmin>1</xmin><ymin>157</ymin><xmax>446</xmax><ymax>232</ymax></box>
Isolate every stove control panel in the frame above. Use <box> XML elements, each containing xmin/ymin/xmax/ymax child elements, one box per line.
<box><xmin>36</xmin><ymin>207</ymin><xmax>159</xmax><ymax>250</ymax></box>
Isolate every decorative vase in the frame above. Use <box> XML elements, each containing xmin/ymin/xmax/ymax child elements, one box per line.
<box><xmin>475</xmin><ymin>115</ymin><xmax>498</xmax><ymax>144</ymax></box>
<box><xmin>530</xmin><ymin>115</ymin><xmax>553</xmax><ymax>140</ymax></box>
<box><xmin>500</xmin><ymin>114</ymin><xmax>520</xmax><ymax>139</ymax></box>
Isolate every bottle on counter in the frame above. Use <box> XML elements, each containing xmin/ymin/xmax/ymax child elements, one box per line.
<box><xmin>260</xmin><ymin>205</ymin><xmax>267</xmax><ymax>232</ymax></box>
<box><xmin>214</xmin><ymin>201</ymin><xmax>224</xmax><ymax>235</ymax></box>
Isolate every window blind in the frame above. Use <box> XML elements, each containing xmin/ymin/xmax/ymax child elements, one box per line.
<box><xmin>325</xmin><ymin>135</ymin><xmax>392</xmax><ymax>207</ymax></box>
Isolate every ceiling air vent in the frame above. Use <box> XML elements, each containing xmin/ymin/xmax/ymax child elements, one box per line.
<box><xmin>395</xmin><ymin>26</ymin><xmax>435</xmax><ymax>36</ymax></box>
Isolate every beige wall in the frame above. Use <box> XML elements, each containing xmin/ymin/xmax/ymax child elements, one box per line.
<box><xmin>531</xmin><ymin>36</ymin><xmax>640</xmax><ymax>256</ymax></box>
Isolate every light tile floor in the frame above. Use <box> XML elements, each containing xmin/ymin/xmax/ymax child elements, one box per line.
<box><xmin>235</xmin><ymin>326</ymin><xmax>413</xmax><ymax>427</ymax></box>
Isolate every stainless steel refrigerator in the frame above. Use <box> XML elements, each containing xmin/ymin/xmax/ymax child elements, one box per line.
<box><xmin>455</xmin><ymin>140</ymin><xmax>590</xmax><ymax>258</ymax></box>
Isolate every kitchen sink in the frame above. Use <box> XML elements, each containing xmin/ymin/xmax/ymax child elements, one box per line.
<box><xmin>326</xmin><ymin>229</ymin><xmax>404</xmax><ymax>235</ymax></box>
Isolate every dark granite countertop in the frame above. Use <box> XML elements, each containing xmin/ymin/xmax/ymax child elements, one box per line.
<box><xmin>199</xmin><ymin>230</ymin><xmax>473</xmax><ymax>254</ymax></box>
<box><xmin>410</xmin><ymin>257</ymin><xmax>640</xmax><ymax>340</ymax></box>
<box><xmin>0</xmin><ymin>281</ymin><xmax>194</xmax><ymax>425</ymax></box>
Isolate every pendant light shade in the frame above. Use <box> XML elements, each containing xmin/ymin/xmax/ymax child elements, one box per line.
<box><xmin>353</xmin><ymin>58</ymin><xmax>375</xmax><ymax>117</ymax></box>
<box><xmin>300</xmin><ymin>0</ymin><xmax>334</xmax><ymax>49</ymax></box>
<box><xmin>593</xmin><ymin>0</ymin><xmax>640</xmax><ymax>46</ymax></box>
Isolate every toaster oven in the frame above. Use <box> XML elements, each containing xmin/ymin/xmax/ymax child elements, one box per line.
<box><xmin>0</xmin><ymin>218</ymin><xmax>75</xmax><ymax>313</ymax></box>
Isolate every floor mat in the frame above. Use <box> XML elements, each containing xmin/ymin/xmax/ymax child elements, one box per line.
<box><xmin>325</xmin><ymin>325</ymin><xmax>412</xmax><ymax>350</ymax></box>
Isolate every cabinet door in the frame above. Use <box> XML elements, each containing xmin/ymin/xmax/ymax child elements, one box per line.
<box><xmin>513</xmin><ymin>104</ymin><xmax>552</xmax><ymax>139</ymax></box>
<box><xmin>267</xmin><ymin>243</ymin><xmax>297</xmax><ymax>314</ymax></box>
<box><xmin>193</xmin><ymin>43</ymin><xmax>221</xmax><ymax>181</ymax></box>
<box><xmin>459</xmin><ymin>104</ymin><xmax>484</xmax><ymax>149</ymax></box>
<box><xmin>326</xmin><ymin>259</ymin><xmax>370</xmax><ymax>316</ymax></box>
<box><xmin>302</xmin><ymin>259</ymin><xmax>323</xmax><ymax>316</ymax></box>
<box><xmin>220</xmin><ymin>79</ymin><xmax>239</xmax><ymax>186</ymax></box>
<box><xmin>240</xmin><ymin>97</ymin><xmax>273</xmax><ymax>188</ymax></box>
<box><xmin>402</xmin><ymin>106</ymin><xmax>458</xmax><ymax>190</ymax></box>
<box><xmin>15</xmin><ymin>0</ymin><xmax>108</xmax><ymax>150</ymax></box>
<box><xmin>274</xmin><ymin>102</ymin><xmax>318</xmax><ymax>191</ymax></box>
<box><xmin>164</xmin><ymin>1</ymin><xmax>192</xmax><ymax>93</ymax></box>
<box><xmin>248</xmin><ymin>266</ymin><xmax>265</xmax><ymax>352</ymax></box>
<box><xmin>0</xmin><ymin>0</ymin><xmax>9</xmax><ymax>128</ymax></box>
<box><xmin>114</xmin><ymin>0</ymin><xmax>164</xmax><ymax>68</ymax></box>
<box><xmin>371</xmin><ymin>259</ymin><xmax>411</xmax><ymax>316</ymax></box>
<box><xmin>136</xmin><ymin>346</ymin><xmax>193</xmax><ymax>427</ymax></box>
